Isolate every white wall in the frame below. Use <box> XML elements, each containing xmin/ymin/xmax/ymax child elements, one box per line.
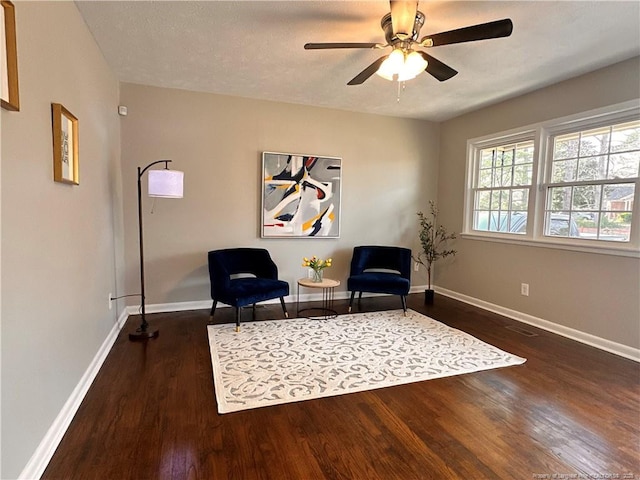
<box><xmin>437</xmin><ymin>57</ymin><xmax>640</xmax><ymax>349</ymax></box>
<box><xmin>118</xmin><ymin>83</ymin><xmax>440</xmax><ymax>307</ymax></box>
<box><xmin>0</xmin><ymin>2</ymin><xmax>122</xmax><ymax>478</ymax></box>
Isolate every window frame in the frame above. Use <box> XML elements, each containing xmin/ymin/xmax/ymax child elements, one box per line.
<box><xmin>463</xmin><ymin>100</ymin><xmax>640</xmax><ymax>258</ymax></box>
<box><xmin>465</xmin><ymin>129</ymin><xmax>538</xmax><ymax>240</ymax></box>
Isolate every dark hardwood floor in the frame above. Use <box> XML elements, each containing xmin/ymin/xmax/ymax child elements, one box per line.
<box><xmin>42</xmin><ymin>294</ymin><xmax>640</xmax><ymax>479</ymax></box>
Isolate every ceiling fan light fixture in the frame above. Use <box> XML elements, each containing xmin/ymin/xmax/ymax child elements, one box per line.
<box><xmin>376</xmin><ymin>48</ymin><xmax>427</xmax><ymax>82</ymax></box>
<box><xmin>403</xmin><ymin>50</ymin><xmax>428</xmax><ymax>77</ymax></box>
<box><xmin>376</xmin><ymin>48</ymin><xmax>405</xmax><ymax>81</ymax></box>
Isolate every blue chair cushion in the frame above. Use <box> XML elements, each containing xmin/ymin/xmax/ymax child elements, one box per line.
<box><xmin>221</xmin><ymin>278</ymin><xmax>290</xmax><ymax>308</ymax></box>
<box><xmin>348</xmin><ymin>272</ymin><xmax>410</xmax><ymax>296</ymax></box>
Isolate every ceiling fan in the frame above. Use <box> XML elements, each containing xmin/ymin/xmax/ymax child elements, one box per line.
<box><xmin>304</xmin><ymin>1</ymin><xmax>513</xmax><ymax>85</ymax></box>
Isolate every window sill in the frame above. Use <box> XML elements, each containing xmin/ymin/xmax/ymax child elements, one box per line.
<box><xmin>461</xmin><ymin>232</ymin><xmax>640</xmax><ymax>258</ymax></box>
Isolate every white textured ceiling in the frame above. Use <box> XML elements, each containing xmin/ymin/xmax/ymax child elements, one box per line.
<box><xmin>75</xmin><ymin>1</ymin><xmax>640</xmax><ymax>121</ymax></box>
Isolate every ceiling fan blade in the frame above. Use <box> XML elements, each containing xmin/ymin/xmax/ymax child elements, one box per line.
<box><xmin>421</xmin><ymin>19</ymin><xmax>513</xmax><ymax>47</ymax></box>
<box><xmin>304</xmin><ymin>42</ymin><xmax>381</xmax><ymax>50</ymax></box>
<box><xmin>418</xmin><ymin>52</ymin><xmax>458</xmax><ymax>82</ymax></box>
<box><xmin>390</xmin><ymin>0</ymin><xmax>418</xmax><ymax>38</ymax></box>
<box><xmin>347</xmin><ymin>55</ymin><xmax>389</xmax><ymax>85</ymax></box>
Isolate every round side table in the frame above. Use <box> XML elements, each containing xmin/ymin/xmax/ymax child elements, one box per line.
<box><xmin>297</xmin><ymin>277</ymin><xmax>341</xmax><ymax>319</ymax></box>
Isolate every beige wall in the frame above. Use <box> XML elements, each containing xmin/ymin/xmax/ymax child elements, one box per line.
<box><xmin>437</xmin><ymin>57</ymin><xmax>640</xmax><ymax>349</ymax></box>
<box><xmin>119</xmin><ymin>83</ymin><xmax>439</xmax><ymax>306</ymax></box>
<box><xmin>1</xmin><ymin>2</ymin><xmax>122</xmax><ymax>478</ymax></box>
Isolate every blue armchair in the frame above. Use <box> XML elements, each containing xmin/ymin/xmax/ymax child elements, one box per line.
<box><xmin>347</xmin><ymin>245</ymin><xmax>412</xmax><ymax>315</ymax></box>
<box><xmin>208</xmin><ymin>248</ymin><xmax>289</xmax><ymax>331</ymax></box>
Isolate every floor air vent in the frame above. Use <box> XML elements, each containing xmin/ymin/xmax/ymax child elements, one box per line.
<box><xmin>505</xmin><ymin>325</ymin><xmax>538</xmax><ymax>337</ymax></box>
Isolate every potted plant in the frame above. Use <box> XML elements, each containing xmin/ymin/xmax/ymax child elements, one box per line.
<box><xmin>413</xmin><ymin>201</ymin><xmax>457</xmax><ymax>304</ymax></box>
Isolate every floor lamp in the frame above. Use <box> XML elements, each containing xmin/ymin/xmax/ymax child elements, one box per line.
<box><xmin>130</xmin><ymin>159</ymin><xmax>184</xmax><ymax>341</ymax></box>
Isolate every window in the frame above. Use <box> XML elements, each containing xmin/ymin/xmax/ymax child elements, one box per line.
<box><xmin>464</xmin><ymin>101</ymin><xmax>640</xmax><ymax>255</ymax></box>
<box><xmin>545</xmin><ymin>121</ymin><xmax>639</xmax><ymax>242</ymax></box>
<box><xmin>472</xmin><ymin>140</ymin><xmax>534</xmax><ymax>234</ymax></box>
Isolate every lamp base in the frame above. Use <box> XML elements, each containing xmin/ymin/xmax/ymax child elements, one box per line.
<box><xmin>129</xmin><ymin>329</ymin><xmax>159</xmax><ymax>341</ymax></box>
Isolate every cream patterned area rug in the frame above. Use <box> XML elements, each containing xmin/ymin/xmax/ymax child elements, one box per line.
<box><xmin>207</xmin><ymin>309</ymin><xmax>526</xmax><ymax>414</ymax></box>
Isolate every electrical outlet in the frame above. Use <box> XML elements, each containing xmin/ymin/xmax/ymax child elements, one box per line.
<box><xmin>414</xmin><ymin>262</ymin><xmax>420</xmax><ymax>272</ymax></box>
<box><xmin>109</xmin><ymin>293</ymin><xmax>113</xmax><ymax>310</ymax></box>
<box><xmin>521</xmin><ymin>283</ymin><xmax>529</xmax><ymax>297</ymax></box>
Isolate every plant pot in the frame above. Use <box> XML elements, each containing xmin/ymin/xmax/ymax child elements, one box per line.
<box><xmin>424</xmin><ymin>289</ymin><xmax>435</xmax><ymax>305</ymax></box>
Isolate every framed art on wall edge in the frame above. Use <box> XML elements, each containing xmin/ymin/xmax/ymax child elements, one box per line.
<box><xmin>52</xmin><ymin>103</ymin><xmax>79</xmax><ymax>185</ymax></box>
<box><xmin>1</xmin><ymin>0</ymin><xmax>19</xmax><ymax>111</ymax></box>
<box><xmin>262</xmin><ymin>151</ymin><xmax>342</xmax><ymax>238</ymax></box>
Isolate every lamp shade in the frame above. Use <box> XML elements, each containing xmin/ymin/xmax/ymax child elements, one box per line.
<box><xmin>148</xmin><ymin>169</ymin><xmax>184</xmax><ymax>198</ymax></box>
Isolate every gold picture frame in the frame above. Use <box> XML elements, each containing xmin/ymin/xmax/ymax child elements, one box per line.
<box><xmin>1</xmin><ymin>0</ymin><xmax>19</xmax><ymax>111</ymax></box>
<box><xmin>52</xmin><ymin>103</ymin><xmax>79</xmax><ymax>185</ymax></box>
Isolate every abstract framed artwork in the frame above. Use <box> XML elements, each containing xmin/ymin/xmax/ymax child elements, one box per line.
<box><xmin>51</xmin><ymin>103</ymin><xmax>79</xmax><ymax>185</ymax></box>
<box><xmin>262</xmin><ymin>152</ymin><xmax>342</xmax><ymax>238</ymax></box>
<box><xmin>1</xmin><ymin>0</ymin><xmax>19</xmax><ymax>111</ymax></box>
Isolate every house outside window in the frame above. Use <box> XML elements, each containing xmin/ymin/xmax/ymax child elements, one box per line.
<box><xmin>464</xmin><ymin>101</ymin><xmax>640</xmax><ymax>257</ymax></box>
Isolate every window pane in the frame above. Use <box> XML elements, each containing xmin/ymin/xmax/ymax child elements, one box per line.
<box><xmin>501</xmin><ymin>168</ymin><xmax>513</xmax><ymax>187</ymax></box>
<box><xmin>476</xmin><ymin>191</ymin><xmax>491</xmax><ymax>210</ymax></box>
<box><xmin>480</xmin><ymin>150</ymin><xmax>494</xmax><ymax>169</ymax></box>
<box><xmin>599</xmin><ymin>212</ymin><xmax>631</xmax><ymax>242</ymax></box>
<box><xmin>603</xmin><ymin>183</ymin><xmax>635</xmax><ymax>211</ymax></box>
<box><xmin>572</xmin><ymin>185</ymin><xmax>601</xmax><ymax>210</ymax></box>
<box><xmin>580</xmin><ymin>126</ymin><xmax>611</xmax><ymax>157</ymax></box>
<box><xmin>554</xmin><ymin>133</ymin><xmax>579</xmax><ymax>160</ymax></box>
<box><xmin>545</xmin><ymin>212</ymin><xmax>580</xmax><ymax>238</ymax></box>
<box><xmin>513</xmin><ymin>164</ymin><xmax>533</xmax><ymax>185</ymax></box>
<box><xmin>545</xmin><ymin>212</ymin><xmax>570</xmax><ymax>237</ymax></box>
<box><xmin>576</xmin><ymin>156</ymin><xmax>607</xmax><ymax>181</ymax></box>
<box><xmin>549</xmin><ymin>186</ymin><xmax>572</xmax><ymax>210</ymax></box>
<box><xmin>498</xmin><ymin>145</ymin><xmax>515</xmax><ymax>167</ymax></box>
<box><xmin>474</xmin><ymin>211</ymin><xmax>489</xmax><ymax>231</ymax></box>
<box><xmin>510</xmin><ymin>212</ymin><xmax>527</xmax><ymax>233</ymax></box>
<box><xmin>479</xmin><ymin>168</ymin><xmax>492</xmax><ymax>187</ymax></box>
<box><xmin>498</xmin><ymin>146</ymin><xmax>514</xmax><ymax>166</ymax></box>
<box><xmin>489</xmin><ymin>212</ymin><xmax>500</xmax><ymax>231</ymax></box>
<box><xmin>515</xmin><ymin>141</ymin><xmax>534</xmax><ymax>164</ymax></box>
<box><xmin>577</xmin><ymin>212</ymin><xmax>599</xmax><ymax>240</ymax></box>
<box><xmin>608</xmin><ymin>152</ymin><xmax>640</xmax><ymax>179</ymax></box>
<box><xmin>499</xmin><ymin>190</ymin><xmax>510</xmax><ymax>210</ymax></box>
<box><xmin>551</xmin><ymin>159</ymin><xmax>577</xmax><ymax>183</ymax></box>
<box><xmin>511</xmin><ymin>189</ymin><xmax>528</xmax><ymax>210</ymax></box>
<box><xmin>610</xmin><ymin>120</ymin><xmax>640</xmax><ymax>153</ymax></box>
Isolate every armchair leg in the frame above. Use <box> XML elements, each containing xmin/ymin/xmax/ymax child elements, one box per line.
<box><xmin>401</xmin><ymin>295</ymin><xmax>407</xmax><ymax>316</ymax></box>
<box><xmin>235</xmin><ymin>307</ymin><xmax>241</xmax><ymax>332</ymax></box>
<box><xmin>280</xmin><ymin>297</ymin><xmax>289</xmax><ymax>318</ymax></box>
<box><xmin>252</xmin><ymin>303</ymin><xmax>256</xmax><ymax>321</ymax></box>
<box><xmin>210</xmin><ymin>300</ymin><xmax>218</xmax><ymax>319</ymax></box>
<box><xmin>348</xmin><ymin>291</ymin><xmax>356</xmax><ymax>313</ymax></box>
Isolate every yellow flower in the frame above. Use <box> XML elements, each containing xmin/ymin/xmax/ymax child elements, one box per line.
<box><xmin>302</xmin><ymin>255</ymin><xmax>333</xmax><ymax>271</ymax></box>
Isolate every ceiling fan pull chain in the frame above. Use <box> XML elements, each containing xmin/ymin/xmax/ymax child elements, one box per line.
<box><xmin>396</xmin><ymin>81</ymin><xmax>408</xmax><ymax>103</ymax></box>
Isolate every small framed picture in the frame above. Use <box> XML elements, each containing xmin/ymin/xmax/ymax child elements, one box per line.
<box><xmin>52</xmin><ymin>103</ymin><xmax>79</xmax><ymax>185</ymax></box>
<box><xmin>1</xmin><ymin>0</ymin><xmax>20</xmax><ymax>111</ymax></box>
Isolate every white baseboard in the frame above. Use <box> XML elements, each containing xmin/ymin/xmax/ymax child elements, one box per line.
<box><xmin>126</xmin><ymin>286</ymin><xmax>428</xmax><ymax>316</ymax></box>
<box><xmin>18</xmin><ymin>309</ymin><xmax>128</xmax><ymax>480</ymax></box>
<box><xmin>435</xmin><ymin>286</ymin><xmax>640</xmax><ymax>362</ymax></box>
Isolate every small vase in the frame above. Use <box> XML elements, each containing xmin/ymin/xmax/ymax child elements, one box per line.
<box><xmin>312</xmin><ymin>269</ymin><xmax>324</xmax><ymax>283</ymax></box>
